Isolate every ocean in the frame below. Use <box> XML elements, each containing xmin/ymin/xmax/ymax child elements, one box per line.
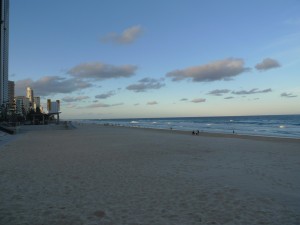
<box><xmin>79</xmin><ymin>115</ymin><xmax>300</xmax><ymax>139</ymax></box>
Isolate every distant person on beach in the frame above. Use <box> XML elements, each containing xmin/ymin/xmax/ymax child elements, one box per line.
<box><xmin>192</xmin><ymin>130</ymin><xmax>200</xmax><ymax>135</ymax></box>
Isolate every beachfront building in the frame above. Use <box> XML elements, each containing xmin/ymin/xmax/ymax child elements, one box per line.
<box><xmin>47</xmin><ymin>99</ymin><xmax>61</xmax><ymax>124</ymax></box>
<box><xmin>8</xmin><ymin>80</ymin><xmax>14</xmax><ymax>108</ymax></box>
<box><xmin>15</xmin><ymin>96</ymin><xmax>30</xmax><ymax>116</ymax></box>
<box><xmin>33</xmin><ymin>96</ymin><xmax>40</xmax><ymax>111</ymax></box>
<box><xmin>0</xmin><ymin>0</ymin><xmax>9</xmax><ymax>106</ymax></box>
<box><xmin>26</xmin><ymin>87</ymin><xmax>34</xmax><ymax>107</ymax></box>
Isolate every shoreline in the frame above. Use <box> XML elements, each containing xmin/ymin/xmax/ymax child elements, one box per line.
<box><xmin>74</xmin><ymin>114</ymin><xmax>300</xmax><ymax>140</ymax></box>
<box><xmin>76</xmin><ymin>122</ymin><xmax>300</xmax><ymax>143</ymax></box>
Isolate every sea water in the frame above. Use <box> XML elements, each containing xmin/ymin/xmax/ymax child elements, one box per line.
<box><xmin>80</xmin><ymin>115</ymin><xmax>300</xmax><ymax>139</ymax></box>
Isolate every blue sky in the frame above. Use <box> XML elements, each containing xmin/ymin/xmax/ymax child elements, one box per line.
<box><xmin>10</xmin><ymin>0</ymin><xmax>300</xmax><ymax>119</ymax></box>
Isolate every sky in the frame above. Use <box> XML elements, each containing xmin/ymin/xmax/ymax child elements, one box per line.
<box><xmin>9</xmin><ymin>0</ymin><xmax>300</xmax><ymax>119</ymax></box>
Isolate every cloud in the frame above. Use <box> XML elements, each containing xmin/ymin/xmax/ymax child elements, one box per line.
<box><xmin>191</xmin><ymin>98</ymin><xmax>206</xmax><ymax>103</ymax></box>
<box><xmin>67</xmin><ymin>62</ymin><xmax>137</xmax><ymax>80</ymax></box>
<box><xmin>207</xmin><ymin>89</ymin><xmax>231</xmax><ymax>96</ymax></box>
<box><xmin>62</xmin><ymin>95</ymin><xmax>89</xmax><ymax>102</ymax></box>
<box><xmin>281</xmin><ymin>92</ymin><xmax>297</xmax><ymax>98</ymax></box>
<box><xmin>126</xmin><ymin>77</ymin><xmax>165</xmax><ymax>92</ymax></box>
<box><xmin>85</xmin><ymin>102</ymin><xmax>124</xmax><ymax>108</ymax></box>
<box><xmin>232</xmin><ymin>88</ymin><xmax>272</xmax><ymax>95</ymax></box>
<box><xmin>95</xmin><ymin>91</ymin><xmax>116</xmax><ymax>99</ymax></box>
<box><xmin>255</xmin><ymin>58</ymin><xmax>280</xmax><ymax>71</ymax></box>
<box><xmin>65</xmin><ymin>103</ymin><xmax>78</xmax><ymax>108</ymax></box>
<box><xmin>224</xmin><ymin>96</ymin><xmax>234</xmax><ymax>99</ymax></box>
<box><xmin>15</xmin><ymin>76</ymin><xmax>92</xmax><ymax>96</ymax></box>
<box><xmin>147</xmin><ymin>101</ymin><xmax>158</xmax><ymax>105</ymax></box>
<box><xmin>166</xmin><ymin>58</ymin><xmax>249</xmax><ymax>82</ymax></box>
<box><xmin>180</xmin><ymin>98</ymin><xmax>188</xmax><ymax>101</ymax></box>
<box><xmin>101</xmin><ymin>25</ymin><xmax>143</xmax><ymax>44</ymax></box>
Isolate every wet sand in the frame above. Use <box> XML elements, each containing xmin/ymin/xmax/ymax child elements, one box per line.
<box><xmin>0</xmin><ymin>123</ymin><xmax>299</xmax><ymax>225</ymax></box>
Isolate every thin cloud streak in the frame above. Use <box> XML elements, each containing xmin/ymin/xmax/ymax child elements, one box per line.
<box><xmin>101</xmin><ymin>25</ymin><xmax>143</xmax><ymax>44</ymax></box>
<box><xmin>281</xmin><ymin>92</ymin><xmax>297</xmax><ymax>98</ymax></box>
<box><xmin>126</xmin><ymin>77</ymin><xmax>165</xmax><ymax>92</ymax></box>
<box><xmin>147</xmin><ymin>101</ymin><xmax>158</xmax><ymax>105</ymax></box>
<box><xmin>191</xmin><ymin>98</ymin><xmax>206</xmax><ymax>103</ymax></box>
<box><xmin>208</xmin><ymin>89</ymin><xmax>231</xmax><ymax>96</ymax></box>
<box><xmin>62</xmin><ymin>96</ymin><xmax>90</xmax><ymax>102</ymax></box>
<box><xmin>232</xmin><ymin>88</ymin><xmax>272</xmax><ymax>95</ymax></box>
<box><xmin>95</xmin><ymin>91</ymin><xmax>116</xmax><ymax>99</ymax></box>
<box><xmin>85</xmin><ymin>102</ymin><xmax>124</xmax><ymax>108</ymax></box>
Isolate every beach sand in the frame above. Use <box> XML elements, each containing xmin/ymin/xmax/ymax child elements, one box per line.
<box><xmin>0</xmin><ymin>123</ymin><xmax>300</xmax><ymax>225</ymax></box>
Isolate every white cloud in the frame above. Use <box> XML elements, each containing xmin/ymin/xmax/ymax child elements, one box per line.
<box><xmin>68</xmin><ymin>62</ymin><xmax>137</xmax><ymax>80</ymax></box>
<box><xmin>15</xmin><ymin>76</ymin><xmax>92</xmax><ymax>96</ymax></box>
<box><xmin>126</xmin><ymin>77</ymin><xmax>165</xmax><ymax>92</ymax></box>
<box><xmin>208</xmin><ymin>89</ymin><xmax>231</xmax><ymax>96</ymax></box>
<box><xmin>147</xmin><ymin>101</ymin><xmax>158</xmax><ymax>105</ymax></box>
<box><xmin>62</xmin><ymin>96</ymin><xmax>90</xmax><ymax>102</ymax></box>
<box><xmin>191</xmin><ymin>98</ymin><xmax>206</xmax><ymax>103</ymax></box>
<box><xmin>166</xmin><ymin>58</ymin><xmax>249</xmax><ymax>82</ymax></box>
<box><xmin>281</xmin><ymin>92</ymin><xmax>297</xmax><ymax>98</ymax></box>
<box><xmin>255</xmin><ymin>58</ymin><xmax>280</xmax><ymax>71</ymax></box>
<box><xmin>95</xmin><ymin>91</ymin><xmax>116</xmax><ymax>99</ymax></box>
<box><xmin>101</xmin><ymin>25</ymin><xmax>143</xmax><ymax>44</ymax></box>
<box><xmin>232</xmin><ymin>88</ymin><xmax>272</xmax><ymax>95</ymax></box>
<box><xmin>85</xmin><ymin>102</ymin><xmax>124</xmax><ymax>108</ymax></box>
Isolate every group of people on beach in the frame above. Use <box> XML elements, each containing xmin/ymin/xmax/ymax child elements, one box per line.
<box><xmin>192</xmin><ymin>130</ymin><xmax>200</xmax><ymax>135</ymax></box>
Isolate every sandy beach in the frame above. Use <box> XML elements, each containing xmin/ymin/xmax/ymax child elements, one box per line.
<box><xmin>0</xmin><ymin>123</ymin><xmax>300</xmax><ymax>225</ymax></box>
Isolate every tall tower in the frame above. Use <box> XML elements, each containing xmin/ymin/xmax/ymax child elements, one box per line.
<box><xmin>8</xmin><ymin>80</ymin><xmax>14</xmax><ymax>107</ymax></box>
<box><xmin>0</xmin><ymin>0</ymin><xmax>9</xmax><ymax>106</ymax></box>
<box><xmin>26</xmin><ymin>87</ymin><xmax>34</xmax><ymax>106</ymax></box>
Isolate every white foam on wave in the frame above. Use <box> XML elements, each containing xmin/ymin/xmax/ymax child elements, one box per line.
<box><xmin>130</xmin><ymin>121</ymin><xmax>139</xmax><ymax>124</ymax></box>
<box><xmin>279</xmin><ymin>125</ymin><xmax>285</xmax><ymax>128</ymax></box>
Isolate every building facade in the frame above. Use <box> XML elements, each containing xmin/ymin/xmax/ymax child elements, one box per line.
<box><xmin>26</xmin><ymin>87</ymin><xmax>34</xmax><ymax>107</ymax></box>
<box><xmin>15</xmin><ymin>96</ymin><xmax>30</xmax><ymax>116</ymax></box>
<box><xmin>33</xmin><ymin>96</ymin><xmax>40</xmax><ymax>111</ymax></box>
<box><xmin>0</xmin><ymin>0</ymin><xmax>9</xmax><ymax>106</ymax></box>
<box><xmin>8</xmin><ymin>80</ymin><xmax>14</xmax><ymax>108</ymax></box>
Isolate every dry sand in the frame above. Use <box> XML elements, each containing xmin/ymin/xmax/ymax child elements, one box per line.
<box><xmin>0</xmin><ymin>123</ymin><xmax>300</xmax><ymax>225</ymax></box>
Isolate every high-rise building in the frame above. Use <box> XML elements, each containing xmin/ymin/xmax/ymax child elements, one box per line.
<box><xmin>8</xmin><ymin>80</ymin><xmax>14</xmax><ymax>107</ymax></box>
<box><xmin>15</xmin><ymin>96</ymin><xmax>30</xmax><ymax>115</ymax></box>
<box><xmin>33</xmin><ymin>96</ymin><xmax>40</xmax><ymax>111</ymax></box>
<box><xmin>26</xmin><ymin>87</ymin><xmax>34</xmax><ymax>106</ymax></box>
<box><xmin>0</xmin><ymin>0</ymin><xmax>9</xmax><ymax>106</ymax></box>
